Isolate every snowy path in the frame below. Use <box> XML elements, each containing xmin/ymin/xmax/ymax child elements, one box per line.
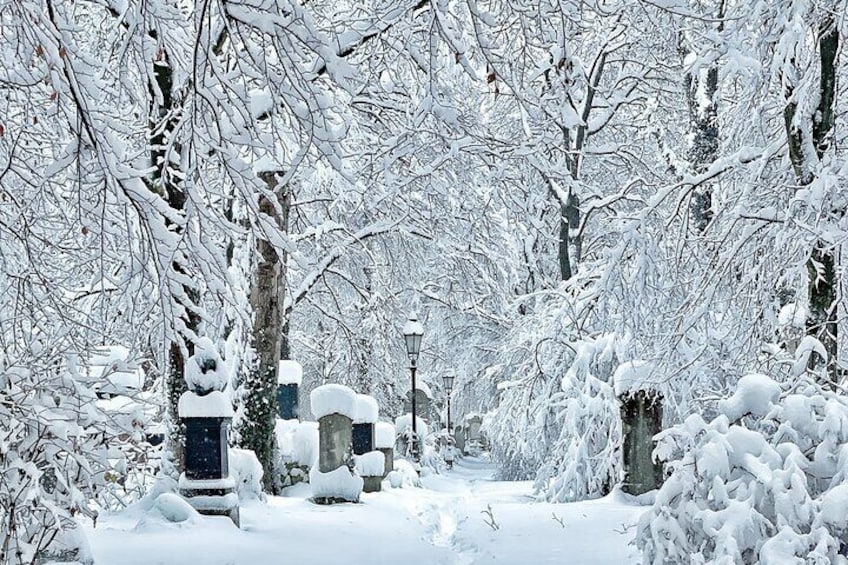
<box><xmin>86</xmin><ymin>457</ymin><xmax>645</xmax><ymax>564</ymax></box>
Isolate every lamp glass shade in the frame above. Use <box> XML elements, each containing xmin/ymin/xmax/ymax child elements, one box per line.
<box><xmin>402</xmin><ymin>312</ymin><xmax>424</xmax><ymax>358</ymax></box>
<box><xmin>442</xmin><ymin>374</ymin><xmax>455</xmax><ymax>392</ymax></box>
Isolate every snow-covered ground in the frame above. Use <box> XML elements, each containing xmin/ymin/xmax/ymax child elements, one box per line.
<box><xmin>86</xmin><ymin>456</ymin><xmax>645</xmax><ymax>564</ymax></box>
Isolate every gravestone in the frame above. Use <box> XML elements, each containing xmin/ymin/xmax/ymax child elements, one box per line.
<box><xmin>453</xmin><ymin>425</ymin><xmax>466</xmax><ymax>454</ymax></box>
<box><xmin>277</xmin><ymin>360</ymin><xmax>302</xmax><ymax>420</ymax></box>
<box><xmin>375</xmin><ymin>422</ymin><xmax>395</xmax><ymax>479</ymax></box>
<box><xmin>614</xmin><ymin>360</ymin><xmax>664</xmax><ymax>496</ymax></box>
<box><xmin>177</xmin><ymin>339</ymin><xmax>239</xmax><ymax>526</ymax></box>
<box><xmin>310</xmin><ymin>384</ymin><xmax>363</xmax><ymax>503</ymax></box>
<box><xmin>619</xmin><ymin>390</ymin><xmax>664</xmax><ymax>496</ymax></box>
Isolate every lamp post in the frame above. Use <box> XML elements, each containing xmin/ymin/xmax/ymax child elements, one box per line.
<box><xmin>442</xmin><ymin>373</ymin><xmax>455</xmax><ymax>439</ymax></box>
<box><xmin>403</xmin><ymin>312</ymin><xmax>424</xmax><ymax>461</ymax></box>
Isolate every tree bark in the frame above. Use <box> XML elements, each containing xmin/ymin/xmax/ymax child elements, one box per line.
<box><xmin>238</xmin><ymin>171</ymin><xmax>291</xmax><ymax>492</ymax></box>
<box><xmin>784</xmin><ymin>19</ymin><xmax>839</xmax><ymax>385</ymax></box>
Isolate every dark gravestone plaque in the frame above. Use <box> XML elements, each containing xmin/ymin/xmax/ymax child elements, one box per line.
<box><xmin>352</xmin><ymin>423</ymin><xmax>374</xmax><ymax>455</ymax></box>
<box><xmin>277</xmin><ymin>384</ymin><xmax>299</xmax><ymax>420</ymax></box>
<box><xmin>184</xmin><ymin>418</ymin><xmax>229</xmax><ymax>480</ymax></box>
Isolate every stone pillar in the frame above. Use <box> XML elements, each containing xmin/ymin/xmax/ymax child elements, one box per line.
<box><xmin>375</xmin><ymin>422</ymin><xmax>395</xmax><ymax>479</ymax></box>
<box><xmin>277</xmin><ymin>360</ymin><xmax>302</xmax><ymax>420</ymax></box>
<box><xmin>618</xmin><ymin>390</ymin><xmax>664</xmax><ymax>496</ymax></box>
<box><xmin>309</xmin><ymin>384</ymin><xmax>363</xmax><ymax>503</ymax></box>
<box><xmin>178</xmin><ymin>340</ymin><xmax>239</xmax><ymax>526</ymax></box>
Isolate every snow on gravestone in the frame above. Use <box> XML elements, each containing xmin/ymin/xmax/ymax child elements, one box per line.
<box><xmin>354</xmin><ymin>451</ymin><xmax>385</xmax><ymax>493</ymax></box>
<box><xmin>375</xmin><ymin>422</ymin><xmax>396</xmax><ymax>478</ymax></box>
<box><xmin>613</xmin><ymin>360</ymin><xmax>664</xmax><ymax>496</ymax></box>
<box><xmin>277</xmin><ymin>360</ymin><xmax>302</xmax><ymax>420</ymax></box>
<box><xmin>309</xmin><ymin>384</ymin><xmax>362</xmax><ymax>503</ymax></box>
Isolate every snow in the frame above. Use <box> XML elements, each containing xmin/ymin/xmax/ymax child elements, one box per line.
<box><xmin>149</xmin><ymin>493</ymin><xmax>199</xmax><ymax>524</ymax></box>
<box><xmin>778</xmin><ymin>302</ymin><xmax>806</xmax><ymax>328</ymax></box>
<box><xmin>277</xmin><ymin>360</ymin><xmax>303</xmax><ymax>386</ymax></box>
<box><xmin>612</xmin><ymin>360</ymin><xmax>659</xmax><ymax>397</ymax></box>
<box><xmin>353</xmin><ymin>394</ymin><xmax>379</xmax><ymax>424</ymax></box>
<box><xmin>178</xmin><ymin>390</ymin><xmax>234</xmax><ymax>418</ymax></box>
<box><xmin>275</xmin><ymin>419</ymin><xmax>319</xmax><ymax>467</ymax></box>
<box><xmin>82</xmin><ymin>345</ymin><xmax>144</xmax><ymax>394</ymax></box>
<box><xmin>374</xmin><ymin>422</ymin><xmax>396</xmax><ymax>449</ymax></box>
<box><xmin>402</xmin><ymin>312</ymin><xmax>424</xmax><ymax>336</ymax></box>
<box><xmin>820</xmin><ymin>484</ymin><xmax>848</xmax><ymax>533</ymax></box>
<box><xmin>396</xmin><ymin>413</ymin><xmax>429</xmax><ymax>438</ymax></box>
<box><xmin>354</xmin><ymin>451</ymin><xmax>385</xmax><ymax>477</ymax></box>
<box><xmin>85</xmin><ymin>457</ymin><xmax>644</xmax><ymax>564</ymax></box>
<box><xmin>184</xmin><ymin>338</ymin><xmax>229</xmax><ymax>393</ymax></box>
<box><xmin>310</xmin><ymin>383</ymin><xmax>358</xmax><ymax>419</ymax></box>
<box><xmin>718</xmin><ymin>373</ymin><xmax>781</xmax><ymax>421</ymax></box>
<box><xmin>228</xmin><ymin>448</ymin><xmax>264</xmax><ymax>501</ymax></box>
<box><xmin>309</xmin><ymin>465</ymin><xmax>363</xmax><ymax>502</ymax></box>
<box><xmin>792</xmin><ymin>335</ymin><xmax>829</xmax><ymax>376</ymax></box>
<box><xmin>415</xmin><ymin>381</ymin><xmax>433</xmax><ymax>399</ymax></box>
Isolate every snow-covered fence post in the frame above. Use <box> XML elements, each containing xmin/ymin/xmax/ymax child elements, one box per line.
<box><xmin>352</xmin><ymin>394</ymin><xmax>383</xmax><ymax>492</ymax></box>
<box><xmin>309</xmin><ymin>384</ymin><xmax>363</xmax><ymax>503</ymax></box>
<box><xmin>277</xmin><ymin>360</ymin><xmax>302</xmax><ymax>420</ymax></box>
<box><xmin>614</xmin><ymin>361</ymin><xmax>664</xmax><ymax>496</ymax></box>
<box><xmin>375</xmin><ymin>422</ymin><xmax>395</xmax><ymax>479</ymax></box>
<box><xmin>178</xmin><ymin>338</ymin><xmax>240</xmax><ymax>526</ymax></box>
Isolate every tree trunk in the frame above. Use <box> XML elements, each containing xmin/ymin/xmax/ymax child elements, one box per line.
<box><xmin>149</xmin><ymin>52</ymin><xmax>198</xmax><ymax>473</ymax></box>
<box><xmin>784</xmin><ymin>19</ymin><xmax>839</xmax><ymax>386</ymax></box>
<box><xmin>237</xmin><ymin>171</ymin><xmax>290</xmax><ymax>492</ymax></box>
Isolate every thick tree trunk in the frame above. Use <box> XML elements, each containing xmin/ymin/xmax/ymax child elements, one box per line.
<box><xmin>784</xmin><ymin>20</ymin><xmax>839</xmax><ymax>386</ymax></box>
<box><xmin>149</xmin><ymin>53</ymin><xmax>198</xmax><ymax>472</ymax></box>
<box><xmin>238</xmin><ymin>171</ymin><xmax>290</xmax><ymax>492</ymax></box>
<box><xmin>619</xmin><ymin>391</ymin><xmax>664</xmax><ymax>496</ymax></box>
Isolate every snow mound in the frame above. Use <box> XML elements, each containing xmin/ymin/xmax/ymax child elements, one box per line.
<box><xmin>387</xmin><ymin>459</ymin><xmax>420</xmax><ymax>488</ymax></box>
<box><xmin>354</xmin><ymin>394</ymin><xmax>379</xmax><ymax>424</ymax></box>
<box><xmin>718</xmin><ymin>373</ymin><xmax>781</xmax><ymax>421</ymax></box>
<box><xmin>416</xmin><ymin>381</ymin><xmax>432</xmax><ymax>399</ymax></box>
<box><xmin>178</xmin><ymin>390</ymin><xmax>234</xmax><ymax>418</ymax></box>
<box><xmin>613</xmin><ymin>360</ymin><xmax>658</xmax><ymax>397</ymax></box>
<box><xmin>820</xmin><ymin>484</ymin><xmax>848</xmax><ymax>534</ymax></box>
<box><xmin>311</xmin><ymin>384</ymin><xmax>357</xmax><ymax>419</ymax></box>
<box><xmin>185</xmin><ymin>337</ymin><xmax>229</xmax><ymax>393</ymax></box>
<box><xmin>309</xmin><ymin>465</ymin><xmax>363</xmax><ymax>502</ymax></box>
<box><xmin>395</xmin><ymin>414</ymin><xmax>428</xmax><ymax>438</ymax></box>
<box><xmin>778</xmin><ymin>302</ymin><xmax>806</xmax><ymax>328</ymax></box>
<box><xmin>277</xmin><ymin>360</ymin><xmax>303</xmax><ymax>386</ymax></box>
<box><xmin>229</xmin><ymin>448</ymin><xmax>264</xmax><ymax>501</ymax></box>
<box><xmin>151</xmin><ymin>493</ymin><xmax>198</xmax><ymax>523</ymax></box>
<box><xmin>375</xmin><ymin>422</ymin><xmax>396</xmax><ymax>449</ymax></box>
<box><xmin>354</xmin><ymin>451</ymin><xmax>385</xmax><ymax>477</ymax></box>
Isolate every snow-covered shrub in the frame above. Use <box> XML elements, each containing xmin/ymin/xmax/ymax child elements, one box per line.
<box><xmin>485</xmin><ymin>295</ymin><xmax>625</xmax><ymax>502</ymax></box>
<box><xmin>0</xmin><ymin>356</ymin><xmax>111</xmax><ymax>565</ymax></box>
<box><xmin>637</xmin><ymin>371</ymin><xmax>848</xmax><ymax>564</ymax></box>
<box><xmin>229</xmin><ymin>448</ymin><xmax>265</xmax><ymax>501</ymax></box>
<box><xmin>273</xmin><ymin>420</ymin><xmax>318</xmax><ymax>489</ymax></box>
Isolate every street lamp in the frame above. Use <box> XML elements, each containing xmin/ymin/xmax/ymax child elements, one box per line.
<box><xmin>403</xmin><ymin>312</ymin><xmax>424</xmax><ymax>460</ymax></box>
<box><xmin>442</xmin><ymin>373</ymin><xmax>455</xmax><ymax>438</ymax></box>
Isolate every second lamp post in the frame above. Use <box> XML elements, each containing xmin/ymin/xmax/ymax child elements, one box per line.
<box><xmin>403</xmin><ymin>312</ymin><xmax>424</xmax><ymax>461</ymax></box>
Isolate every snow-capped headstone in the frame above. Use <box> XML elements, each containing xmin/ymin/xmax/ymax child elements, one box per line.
<box><xmin>352</xmin><ymin>394</ymin><xmax>378</xmax><ymax>456</ymax></box>
<box><xmin>178</xmin><ymin>338</ymin><xmax>239</xmax><ymax>526</ymax></box>
<box><xmin>310</xmin><ymin>384</ymin><xmax>362</xmax><ymax>503</ymax></box>
<box><xmin>277</xmin><ymin>360</ymin><xmax>302</xmax><ymax>420</ymax></box>
<box><xmin>614</xmin><ymin>360</ymin><xmax>663</xmax><ymax>496</ymax></box>
<box><xmin>355</xmin><ymin>451</ymin><xmax>385</xmax><ymax>493</ymax></box>
<box><xmin>375</xmin><ymin>422</ymin><xmax>395</xmax><ymax>478</ymax></box>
